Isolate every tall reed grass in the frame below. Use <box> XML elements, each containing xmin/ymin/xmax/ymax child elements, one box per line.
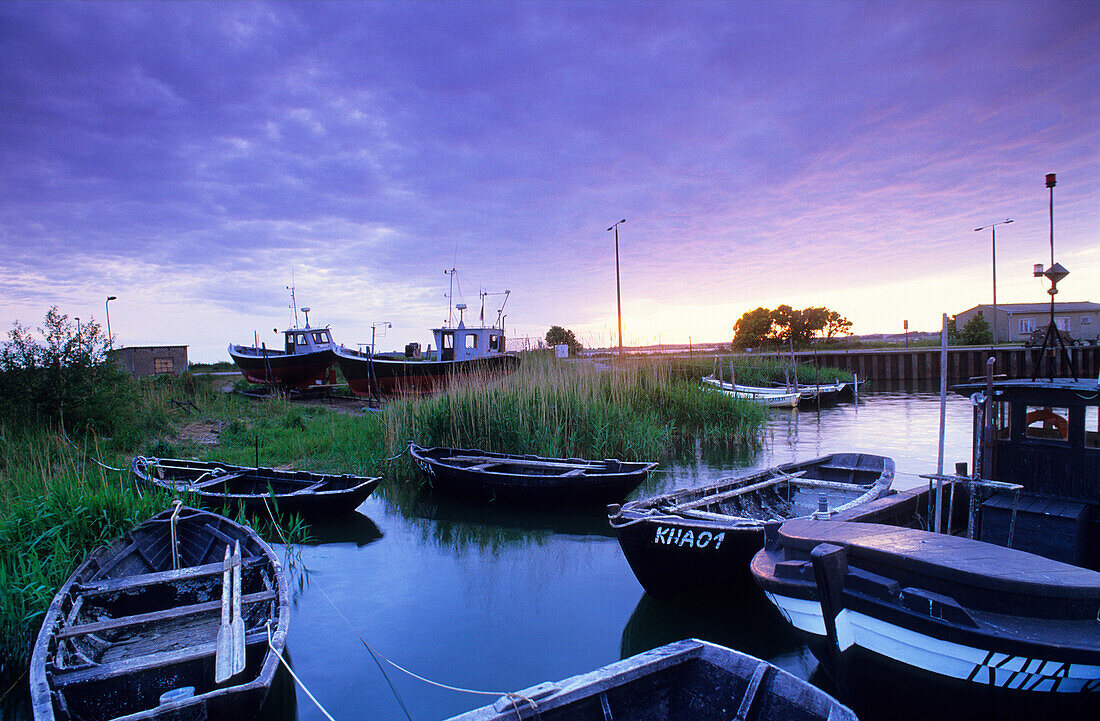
<box><xmin>381</xmin><ymin>353</ymin><xmax>767</xmax><ymax>463</ymax></box>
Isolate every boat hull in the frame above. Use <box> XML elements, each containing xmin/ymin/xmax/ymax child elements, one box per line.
<box><xmin>608</xmin><ymin>453</ymin><xmax>895</xmax><ymax>599</ymax></box>
<box><xmin>131</xmin><ymin>458</ymin><xmax>382</xmax><ymax>517</ymax></box>
<box><xmin>445</xmin><ymin>638</ymin><xmax>857</xmax><ymax>721</ymax></box>
<box><xmin>30</xmin><ymin>506</ymin><xmax>289</xmax><ymax>721</ymax></box>
<box><xmin>228</xmin><ymin>344</ymin><xmax>336</xmax><ymax>389</ymax></box>
<box><xmin>336</xmin><ymin>348</ymin><xmax>521</xmax><ymax>396</ymax></box>
<box><xmin>409</xmin><ymin>444</ymin><xmax>656</xmax><ymax>504</ymax></box>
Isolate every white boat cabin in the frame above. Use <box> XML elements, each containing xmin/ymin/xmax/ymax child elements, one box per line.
<box><xmin>283</xmin><ymin>325</ymin><xmax>334</xmax><ymax>355</ymax></box>
<box><xmin>430</xmin><ymin>320</ymin><xmax>506</xmax><ymax>362</ymax></box>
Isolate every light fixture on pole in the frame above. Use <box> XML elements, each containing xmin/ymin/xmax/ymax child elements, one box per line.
<box><xmin>973</xmin><ymin>219</ymin><xmax>1012</xmax><ymax>343</ymax></box>
<box><xmin>371</xmin><ymin>321</ymin><xmax>392</xmax><ymax>354</ymax></box>
<box><xmin>606</xmin><ymin>219</ymin><xmax>626</xmax><ymax>355</ymax></box>
<box><xmin>105</xmin><ymin>296</ymin><xmax>117</xmax><ymax>350</ymax></box>
<box><xmin>1030</xmin><ymin>172</ymin><xmax>1076</xmax><ymax>381</ymax></box>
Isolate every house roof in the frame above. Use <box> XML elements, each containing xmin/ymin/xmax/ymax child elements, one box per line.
<box><xmin>958</xmin><ymin>301</ymin><xmax>1100</xmax><ymax>315</ymax></box>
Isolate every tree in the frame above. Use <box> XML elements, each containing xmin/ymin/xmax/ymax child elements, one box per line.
<box><xmin>732</xmin><ymin>307</ymin><xmax>774</xmax><ymax>350</ymax></box>
<box><xmin>959</xmin><ymin>315</ymin><xmax>993</xmax><ymax>345</ymax></box>
<box><xmin>545</xmin><ymin>325</ymin><xmax>582</xmax><ymax>355</ymax></box>
<box><xmin>823</xmin><ymin>310</ymin><xmax>853</xmax><ymax>340</ymax></box>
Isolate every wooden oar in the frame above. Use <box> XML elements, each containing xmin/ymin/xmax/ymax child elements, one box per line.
<box><xmin>214</xmin><ymin>545</ymin><xmax>232</xmax><ymax>683</ymax></box>
<box><xmin>231</xmin><ymin>540</ymin><xmax>246</xmax><ymax>676</ymax></box>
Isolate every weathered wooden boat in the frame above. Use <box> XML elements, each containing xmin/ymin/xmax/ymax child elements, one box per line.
<box><xmin>701</xmin><ymin>377</ymin><xmax>801</xmax><ymax>407</ymax></box>
<box><xmin>409</xmin><ymin>443</ymin><xmax>657</xmax><ymax>504</ymax></box>
<box><xmin>444</xmin><ymin>638</ymin><xmax>857</xmax><ymax>721</ymax></box>
<box><xmin>228</xmin><ymin>306</ymin><xmax>336</xmax><ymax>390</ymax></box>
<box><xmin>608</xmin><ymin>453</ymin><xmax>894</xmax><ymax>598</ymax></box>
<box><xmin>30</xmin><ymin>504</ymin><xmax>289</xmax><ymax>721</ymax></box>
<box><xmin>132</xmin><ymin>457</ymin><xmax>382</xmax><ymax>518</ymax></box>
<box><xmin>751</xmin><ymin>375</ymin><xmax>1100</xmax><ymax>715</ymax></box>
<box><xmin>337</xmin><ymin>298</ymin><xmax>520</xmax><ymax>397</ymax></box>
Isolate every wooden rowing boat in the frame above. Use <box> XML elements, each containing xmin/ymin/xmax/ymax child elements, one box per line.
<box><xmin>30</xmin><ymin>504</ymin><xmax>289</xmax><ymax>721</ymax></box>
<box><xmin>444</xmin><ymin>638</ymin><xmax>857</xmax><ymax>720</ymax></box>
<box><xmin>608</xmin><ymin>453</ymin><xmax>894</xmax><ymax>598</ymax></box>
<box><xmin>131</xmin><ymin>457</ymin><xmax>382</xmax><ymax>518</ymax></box>
<box><xmin>409</xmin><ymin>443</ymin><xmax>657</xmax><ymax>504</ymax></box>
<box><xmin>701</xmin><ymin>377</ymin><xmax>801</xmax><ymax>407</ymax></box>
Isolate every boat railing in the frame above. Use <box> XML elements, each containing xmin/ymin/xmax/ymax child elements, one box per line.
<box><xmin>919</xmin><ymin>472</ymin><xmax>1024</xmax><ymax>546</ymax></box>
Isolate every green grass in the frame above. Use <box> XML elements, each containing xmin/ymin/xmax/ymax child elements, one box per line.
<box><xmin>671</xmin><ymin>356</ymin><xmax>855</xmax><ymax>387</ymax></box>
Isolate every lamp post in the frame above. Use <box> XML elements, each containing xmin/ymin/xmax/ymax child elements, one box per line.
<box><xmin>371</xmin><ymin>321</ymin><xmax>391</xmax><ymax>354</ymax></box>
<box><xmin>973</xmin><ymin>219</ymin><xmax>1012</xmax><ymax>344</ymax></box>
<box><xmin>606</xmin><ymin>219</ymin><xmax>626</xmax><ymax>355</ymax></box>
<box><xmin>105</xmin><ymin>296</ymin><xmax>117</xmax><ymax>350</ymax></box>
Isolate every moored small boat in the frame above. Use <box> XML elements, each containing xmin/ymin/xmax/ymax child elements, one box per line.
<box><xmin>444</xmin><ymin>638</ymin><xmax>857</xmax><ymax>721</ymax></box>
<box><xmin>409</xmin><ymin>443</ymin><xmax>657</xmax><ymax>504</ymax></box>
<box><xmin>608</xmin><ymin>453</ymin><xmax>894</xmax><ymax>598</ymax></box>
<box><xmin>751</xmin><ymin>373</ymin><xmax>1100</xmax><ymax>717</ymax></box>
<box><xmin>30</xmin><ymin>504</ymin><xmax>289</xmax><ymax>721</ymax></box>
<box><xmin>132</xmin><ymin>457</ymin><xmax>382</xmax><ymax>518</ymax></box>
<box><xmin>702</xmin><ymin>377</ymin><xmax>801</xmax><ymax>407</ymax></box>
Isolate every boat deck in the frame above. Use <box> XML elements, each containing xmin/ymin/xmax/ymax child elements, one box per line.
<box><xmin>779</xmin><ymin>519</ymin><xmax>1100</xmax><ymax>598</ymax></box>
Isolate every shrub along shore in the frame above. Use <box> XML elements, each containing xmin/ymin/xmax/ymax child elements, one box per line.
<box><xmin>1</xmin><ymin>343</ymin><xmax>786</xmax><ymax>690</ymax></box>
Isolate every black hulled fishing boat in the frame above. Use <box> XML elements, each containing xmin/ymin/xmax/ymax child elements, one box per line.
<box><xmin>444</xmin><ymin>638</ymin><xmax>857</xmax><ymax>721</ymax></box>
<box><xmin>132</xmin><ymin>457</ymin><xmax>382</xmax><ymax>518</ymax></box>
<box><xmin>608</xmin><ymin>453</ymin><xmax>894</xmax><ymax>598</ymax></box>
<box><xmin>30</xmin><ymin>504</ymin><xmax>289</xmax><ymax>721</ymax></box>
<box><xmin>751</xmin><ymin>376</ymin><xmax>1100</xmax><ymax>716</ymax></box>
<box><xmin>228</xmin><ymin>303</ymin><xmax>336</xmax><ymax>391</ymax></box>
<box><xmin>336</xmin><ymin>293</ymin><xmax>520</xmax><ymax>397</ymax></box>
<box><xmin>409</xmin><ymin>443</ymin><xmax>657</xmax><ymax>505</ymax></box>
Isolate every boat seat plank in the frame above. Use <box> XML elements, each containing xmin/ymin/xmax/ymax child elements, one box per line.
<box><xmin>77</xmin><ymin>557</ymin><xmax>265</xmax><ymax>597</ymax></box>
<box><xmin>560</xmin><ymin>469</ymin><xmax>586</xmax><ymax>477</ymax></box>
<box><xmin>49</xmin><ymin>629</ymin><xmax>270</xmax><ymax>688</ymax></box>
<box><xmin>291</xmin><ymin>480</ymin><xmax>328</xmax><ymax>494</ymax></box>
<box><xmin>184</xmin><ymin>472</ymin><xmax>248</xmax><ymax>490</ymax></box>
<box><xmin>672</xmin><ymin>472</ymin><xmax>806</xmax><ymax>511</ymax></box>
<box><xmin>469</xmin><ymin>462</ymin><xmax>502</xmax><ymax>471</ymax></box>
<box><xmin>56</xmin><ymin>589</ymin><xmax>276</xmax><ymax>640</ymax></box>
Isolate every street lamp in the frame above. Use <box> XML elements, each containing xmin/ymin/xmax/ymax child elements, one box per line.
<box><xmin>606</xmin><ymin>219</ymin><xmax>626</xmax><ymax>355</ymax></box>
<box><xmin>105</xmin><ymin>296</ymin><xmax>117</xmax><ymax>350</ymax></box>
<box><xmin>371</xmin><ymin>321</ymin><xmax>391</xmax><ymax>354</ymax></box>
<box><xmin>973</xmin><ymin>219</ymin><xmax>1012</xmax><ymax>343</ymax></box>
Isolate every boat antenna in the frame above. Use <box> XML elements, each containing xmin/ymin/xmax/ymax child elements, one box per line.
<box><xmin>479</xmin><ymin>289</ymin><xmax>511</xmax><ymax>328</ymax></box>
<box><xmin>287</xmin><ymin>274</ymin><xmax>299</xmax><ymax>329</ymax></box>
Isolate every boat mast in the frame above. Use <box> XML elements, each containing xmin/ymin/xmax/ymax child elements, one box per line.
<box><xmin>288</xmin><ymin>275</ymin><xmax>300</xmax><ymax>329</ymax></box>
<box><xmin>444</xmin><ymin>267</ymin><xmax>456</xmax><ymax>327</ymax></box>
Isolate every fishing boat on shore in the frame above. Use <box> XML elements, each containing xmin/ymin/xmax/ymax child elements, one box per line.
<box><xmin>751</xmin><ymin>374</ymin><xmax>1100</xmax><ymax>716</ymax></box>
<box><xmin>409</xmin><ymin>443</ymin><xmax>657</xmax><ymax>504</ymax></box>
<box><xmin>132</xmin><ymin>457</ymin><xmax>382</xmax><ymax>517</ymax></box>
<box><xmin>30</xmin><ymin>504</ymin><xmax>289</xmax><ymax>721</ymax></box>
<box><xmin>228</xmin><ymin>303</ymin><xmax>336</xmax><ymax>390</ymax></box>
<box><xmin>445</xmin><ymin>638</ymin><xmax>857</xmax><ymax>721</ymax></box>
<box><xmin>608</xmin><ymin>453</ymin><xmax>894</xmax><ymax>598</ymax></box>
<box><xmin>337</xmin><ymin>294</ymin><xmax>520</xmax><ymax>397</ymax></box>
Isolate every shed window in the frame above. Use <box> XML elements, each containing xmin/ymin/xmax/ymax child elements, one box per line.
<box><xmin>1019</xmin><ymin>319</ymin><xmax>1036</xmax><ymax>334</ymax></box>
<box><xmin>154</xmin><ymin>357</ymin><xmax>174</xmax><ymax>374</ymax></box>
<box><xmin>1056</xmin><ymin>317</ymin><xmax>1070</xmax><ymax>331</ymax></box>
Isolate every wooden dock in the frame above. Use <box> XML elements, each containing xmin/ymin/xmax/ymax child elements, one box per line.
<box><xmin>769</xmin><ymin>345</ymin><xmax>1099</xmax><ymax>382</ymax></box>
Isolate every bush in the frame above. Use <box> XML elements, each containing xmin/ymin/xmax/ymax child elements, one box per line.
<box><xmin>959</xmin><ymin>315</ymin><xmax>993</xmax><ymax>345</ymax></box>
<box><xmin>0</xmin><ymin>307</ymin><xmax>138</xmax><ymax>435</ymax></box>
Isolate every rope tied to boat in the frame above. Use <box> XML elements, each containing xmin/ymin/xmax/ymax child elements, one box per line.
<box><xmin>259</xmin><ymin>496</ymin><xmax>541</xmax><ymax>720</ymax></box>
<box><xmin>266</xmin><ymin>621</ymin><xmax>337</xmax><ymax>721</ymax></box>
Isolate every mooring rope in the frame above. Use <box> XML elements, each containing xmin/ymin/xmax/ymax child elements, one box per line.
<box><xmin>259</xmin><ymin>497</ymin><xmax>538</xmax><ymax>720</ymax></box>
<box><xmin>266</xmin><ymin>622</ymin><xmax>337</xmax><ymax>721</ymax></box>
<box><xmin>62</xmin><ymin>430</ymin><xmax>125</xmax><ymax>472</ymax></box>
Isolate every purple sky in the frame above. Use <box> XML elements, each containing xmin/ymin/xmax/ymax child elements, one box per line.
<box><xmin>2</xmin><ymin>1</ymin><xmax>1097</xmax><ymax>362</ymax></box>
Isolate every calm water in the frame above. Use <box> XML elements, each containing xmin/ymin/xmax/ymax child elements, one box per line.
<box><xmin>5</xmin><ymin>387</ymin><xmax>979</xmax><ymax>720</ymax></box>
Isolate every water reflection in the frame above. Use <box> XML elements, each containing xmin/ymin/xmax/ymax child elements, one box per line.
<box><xmin>301</xmin><ymin>511</ymin><xmax>383</xmax><ymax>547</ymax></box>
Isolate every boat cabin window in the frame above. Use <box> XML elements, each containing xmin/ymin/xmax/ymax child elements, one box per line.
<box><xmin>311</xmin><ymin>331</ymin><xmax>330</xmax><ymax>345</ymax></box>
<box><xmin>465</xmin><ymin>333</ymin><xmax>477</xmax><ymax>349</ymax></box>
<box><xmin>1024</xmin><ymin>405</ymin><xmax>1070</xmax><ymax>442</ymax></box>
<box><xmin>1087</xmin><ymin>406</ymin><xmax>1099</xmax><ymax>449</ymax></box>
<box><xmin>489</xmin><ymin>334</ymin><xmax>500</xmax><ymax>351</ymax></box>
<box><xmin>442</xmin><ymin>333</ymin><xmax>454</xmax><ymax>350</ymax></box>
<box><xmin>992</xmin><ymin>400</ymin><xmax>1010</xmax><ymax>439</ymax></box>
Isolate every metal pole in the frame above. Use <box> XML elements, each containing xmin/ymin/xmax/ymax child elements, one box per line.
<box><xmin>608</xmin><ymin>219</ymin><xmax>626</xmax><ymax>355</ymax></box>
<box><xmin>935</xmin><ymin>313</ymin><xmax>948</xmax><ymax>533</ymax></box>
<box><xmin>105</xmin><ymin>296</ymin><xmax>117</xmax><ymax>350</ymax></box>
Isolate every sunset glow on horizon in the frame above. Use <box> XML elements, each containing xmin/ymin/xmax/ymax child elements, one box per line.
<box><xmin>1</xmin><ymin>1</ymin><xmax>1097</xmax><ymax>361</ymax></box>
